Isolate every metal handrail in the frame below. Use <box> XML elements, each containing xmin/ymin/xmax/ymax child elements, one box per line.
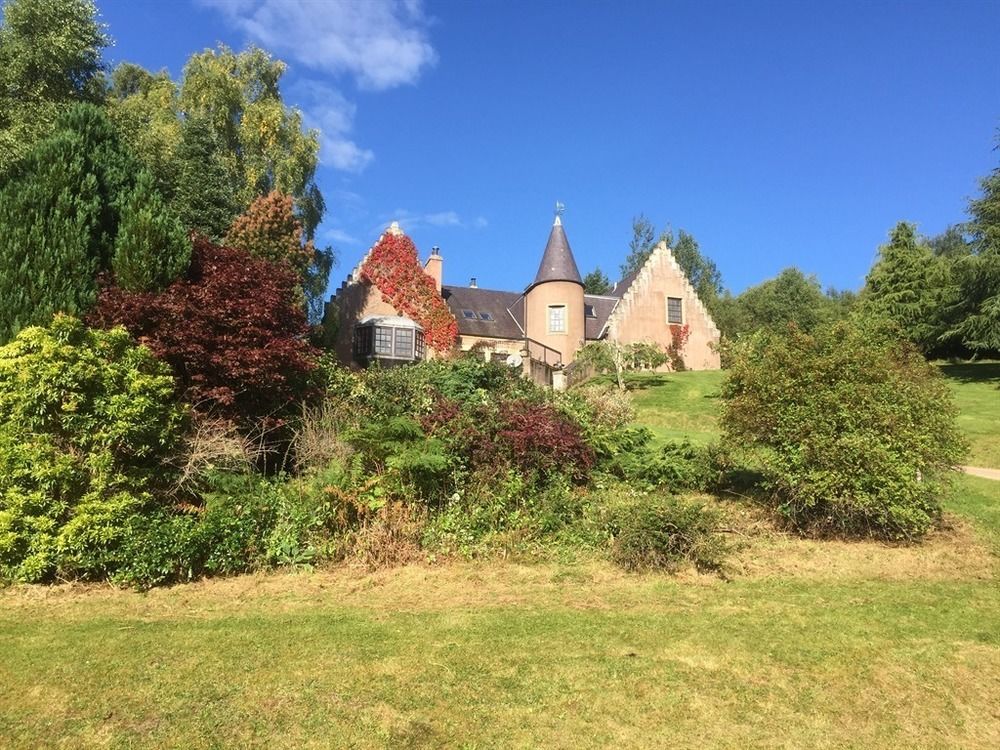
<box><xmin>522</xmin><ymin>337</ymin><xmax>562</xmax><ymax>368</ymax></box>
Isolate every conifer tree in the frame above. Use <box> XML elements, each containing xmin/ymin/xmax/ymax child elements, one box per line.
<box><xmin>111</xmin><ymin>170</ymin><xmax>191</xmax><ymax>292</ymax></box>
<box><xmin>0</xmin><ymin>103</ymin><xmax>187</xmax><ymax>340</ymax></box>
<box><xmin>583</xmin><ymin>267</ymin><xmax>612</xmax><ymax>295</ymax></box>
<box><xmin>947</xmin><ymin>156</ymin><xmax>1000</xmax><ymax>352</ymax></box>
<box><xmin>172</xmin><ymin>116</ymin><xmax>240</xmax><ymax>240</ymax></box>
<box><xmin>0</xmin><ymin>128</ymin><xmax>102</xmax><ymax>342</ymax></box>
<box><xmin>860</xmin><ymin>222</ymin><xmax>946</xmax><ymax>353</ymax></box>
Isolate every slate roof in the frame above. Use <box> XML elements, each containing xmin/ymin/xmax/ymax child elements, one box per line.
<box><xmin>584</xmin><ymin>294</ymin><xmax>618</xmax><ymax>340</ymax></box>
<box><xmin>609</xmin><ymin>267</ymin><xmax>639</xmax><ymax>298</ymax></box>
<box><xmin>442</xmin><ymin>284</ymin><xmax>618</xmax><ymax>342</ymax></box>
<box><xmin>442</xmin><ymin>286</ymin><xmax>525</xmax><ymax>339</ymax></box>
<box><xmin>529</xmin><ymin>218</ymin><xmax>583</xmax><ymax>290</ymax></box>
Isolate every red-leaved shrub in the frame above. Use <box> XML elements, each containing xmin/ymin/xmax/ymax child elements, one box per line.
<box><xmin>492</xmin><ymin>400</ymin><xmax>594</xmax><ymax>482</ymax></box>
<box><xmin>422</xmin><ymin>395</ymin><xmax>593</xmax><ymax>483</ymax></box>
<box><xmin>89</xmin><ymin>236</ymin><xmax>319</xmax><ymax>422</ymax></box>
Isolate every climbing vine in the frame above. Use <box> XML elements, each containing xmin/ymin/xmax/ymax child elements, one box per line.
<box><xmin>360</xmin><ymin>231</ymin><xmax>458</xmax><ymax>352</ymax></box>
<box><xmin>667</xmin><ymin>323</ymin><xmax>691</xmax><ymax>371</ymax></box>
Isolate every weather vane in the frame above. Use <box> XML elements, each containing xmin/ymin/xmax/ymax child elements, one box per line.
<box><xmin>555</xmin><ymin>201</ymin><xmax>565</xmax><ymax>217</ymax></box>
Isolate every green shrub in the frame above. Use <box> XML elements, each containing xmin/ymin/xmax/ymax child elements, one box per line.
<box><xmin>0</xmin><ymin>315</ymin><xmax>185</xmax><ymax>582</ymax></box>
<box><xmin>424</xmin><ymin>469</ymin><xmax>582</xmax><ymax>557</ymax></box>
<box><xmin>720</xmin><ymin>318</ymin><xmax>967</xmax><ymax>539</ymax></box>
<box><xmin>608</xmin><ymin>493</ymin><xmax>728</xmax><ymax>573</ymax></box>
<box><xmin>345</xmin><ymin>417</ymin><xmax>453</xmax><ymax>502</ymax></box>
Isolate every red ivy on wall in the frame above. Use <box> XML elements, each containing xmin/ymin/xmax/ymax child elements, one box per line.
<box><xmin>667</xmin><ymin>323</ymin><xmax>691</xmax><ymax>371</ymax></box>
<box><xmin>360</xmin><ymin>231</ymin><xmax>458</xmax><ymax>352</ymax></box>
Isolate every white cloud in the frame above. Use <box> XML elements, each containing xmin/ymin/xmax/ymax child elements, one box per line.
<box><xmin>321</xmin><ymin>227</ymin><xmax>360</xmax><ymax>245</ymax></box>
<box><xmin>287</xmin><ymin>80</ymin><xmax>373</xmax><ymax>172</ymax></box>
<box><xmin>424</xmin><ymin>211</ymin><xmax>462</xmax><ymax>227</ymax></box>
<box><xmin>373</xmin><ymin>209</ymin><xmax>485</xmax><ymax>235</ymax></box>
<box><xmin>200</xmin><ymin>0</ymin><xmax>437</xmax><ymax>90</ymax></box>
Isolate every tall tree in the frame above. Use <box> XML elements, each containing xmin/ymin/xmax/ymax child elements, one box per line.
<box><xmin>859</xmin><ymin>222</ymin><xmax>946</xmax><ymax>352</ymax></box>
<box><xmin>620</xmin><ymin>213</ymin><xmax>671</xmax><ymax>279</ymax></box>
<box><xmin>108</xmin><ymin>46</ymin><xmax>326</xmax><ymax>238</ymax></box>
<box><xmin>0</xmin><ymin>104</ymin><xmax>186</xmax><ymax>341</ymax></box>
<box><xmin>0</xmin><ymin>0</ymin><xmax>109</xmax><ymax>173</ymax></box>
<box><xmin>106</xmin><ymin>63</ymin><xmax>183</xmax><ymax>201</ymax></box>
<box><xmin>947</xmin><ymin>148</ymin><xmax>1000</xmax><ymax>352</ymax></box>
<box><xmin>177</xmin><ymin>45</ymin><xmax>323</xmax><ymax>236</ymax></box>
<box><xmin>172</xmin><ymin>115</ymin><xmax>241</xmax><ymax>240</ymax></box>
<box><xmin>672</xmin><ymin>229</ymin><xmax>723</xmax><ymax>314</ymax></box>
<box><xmin>716</xmin><ymin>268</ymin><xmax>831</xmax><ymax>340</ymax></box>
<box><xmin>582</xmin><ymin>267</ymin><xmax>612</xmax><ymax>295</ymax></box>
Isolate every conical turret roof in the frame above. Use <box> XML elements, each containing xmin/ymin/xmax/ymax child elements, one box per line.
<box><xmin>529</xmin><ymin>215</ymin><xmax>583</xmax><ymax>290</ymax></box>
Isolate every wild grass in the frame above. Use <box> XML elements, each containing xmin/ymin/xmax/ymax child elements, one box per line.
<box><xmin>1</xmin><ymin>362</ymin><xmax>998</xmax><ymax>748</ymax></box>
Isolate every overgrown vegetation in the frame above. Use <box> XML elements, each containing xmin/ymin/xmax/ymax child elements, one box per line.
<box><xmin>721</xmin><ymin>318</ymin><xmax>967</xmax><ymax>539</ymax></box>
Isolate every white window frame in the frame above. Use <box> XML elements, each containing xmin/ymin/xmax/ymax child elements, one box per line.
<box><xmin>547</xmin><ymin>304</ymin><xmax>567</xmax><ymax>334</ymax></box>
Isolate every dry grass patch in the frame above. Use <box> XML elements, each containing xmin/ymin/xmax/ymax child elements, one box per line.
<box><xmin>724</xmin><ymin>503</ymin><xmax>997</xmax><ymax>582</ymax></box>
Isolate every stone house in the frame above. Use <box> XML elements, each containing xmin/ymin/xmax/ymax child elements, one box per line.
<box><xmin>323</xmin><ymin>213</ymin><xmax>721</xmax><ymax>384</ymax></box>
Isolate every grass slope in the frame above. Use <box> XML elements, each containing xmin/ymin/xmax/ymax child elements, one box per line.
<box><xmin>1</xmin><ymin>532</ymin><xmax>998</xmax><ymax>749</ymax></box>
<box><xmin>1</xmin><ymin>363</ymin><xmax>998</xmax><ymax>748</ymax></box>
<box><xmin>614</xmin><ymin>370</ymin><xmax>725</xmax><ymax>446</ymax></box>
<box><xmin>939</xmin><ymin>362</ymin><xmax>1000</xmax><ymax>469</ymax></box>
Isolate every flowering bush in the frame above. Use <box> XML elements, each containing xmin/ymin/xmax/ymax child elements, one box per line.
<box><xmin>360</xmin><ymin>230</ymin><xmax>458</xmax><ymax>352</ymax></box>
<box><xmin>89</xmin><ymin>236</ymin><xmax>319</xmax><ymax>422</ymax></box>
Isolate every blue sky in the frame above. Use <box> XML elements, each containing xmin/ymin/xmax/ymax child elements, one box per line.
<box><xmin>99</xmin><ymin>0</ymin><xmax>1000</xmax><ymax>296</ymax></box>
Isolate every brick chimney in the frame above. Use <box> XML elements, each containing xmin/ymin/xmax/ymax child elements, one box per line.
<box><xmin>424</xmin><ymin>246</ymin><xmax>443</xmax><ymax>292</ymax></box>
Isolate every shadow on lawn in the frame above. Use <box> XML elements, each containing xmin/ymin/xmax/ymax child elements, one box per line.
<box><xmin>939</xmin><ymin>361</ymin><xmax>1000</xmax><ymax>387</ymax></box>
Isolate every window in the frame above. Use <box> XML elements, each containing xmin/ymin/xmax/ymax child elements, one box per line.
<box><xmin>478</xmin><ymin>311</ymin><xmax>494</xmax><ymax>321</ymax></box>
<box><xmin>462</xmin><ymin>309</ymin><xmax>476</xmax><ymax>319</ymax></box>
<box><xmin>394</xmin><ymin>327</ymin><xmax>413</xmax><ymax>358</ymax></box>
<box><xmin>352</xmin><ymin>325</ymin><xmax>373</xmax><ymax>357</ymax></box>
<box><xmin>374</xmin><ymin>326</ymin><xmax>393</xmax><ymax>355</ymax></box>
<box><xmin>548</xmin><ymin>304</ymin><xmax>566</xmax><ymax>333</ymax></box>
<box><xmin>667</xmin><ymin>297</ymin><xmax>683</xmax><ymax>324</ymax></box>
<box><xmin>584</xmin><ymin>303</ymin><xmax>596</xmax><ymax>319</ymax></box>
<box><xmin>354</xmin><ymin>318</ymin><xmax>425</xmax><ymax>364</ymax></box>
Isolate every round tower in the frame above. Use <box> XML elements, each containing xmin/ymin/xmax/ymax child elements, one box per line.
<box><xmin>524</xmin><ymin>210</ymin><xmax>585</xmax><ymax>364</ymax></box>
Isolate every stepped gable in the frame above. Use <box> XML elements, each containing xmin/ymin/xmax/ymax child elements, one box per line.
<box><xmin>603</xmin><ymin>241</ymin><xmax>721</xmax><ymax>339</ymax></box>
<box><xmin>331</xmin><ymin>220</ymin><xmax>406</xmax><ymax>298</ymax></box>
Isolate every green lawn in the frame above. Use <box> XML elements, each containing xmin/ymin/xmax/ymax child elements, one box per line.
<box><xmin>1</xmin><ymin>364</ymin><xmax>998</xmax><ymax>748</ymax></box>
<box><xmin>939</xmin><ymin>361</ymin><xmax>1000</xmax><ymax>469</ymax></box>
<box><xmin>616</xmin><ymin>370</ymin><xmax>725</xmax><ymax>445</ymax></box>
